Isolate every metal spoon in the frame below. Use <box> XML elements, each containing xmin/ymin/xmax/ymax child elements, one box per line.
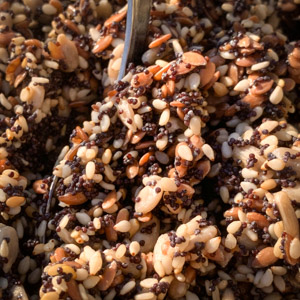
<box><xmin>118</xmin><ymin>0</ymin><xmax>152</xmax><ymax>80</ymax></box>
<box><xmin>44</xmin><ymin>0</ymin><xmax>152</xmax><ymax>229</ymax></box>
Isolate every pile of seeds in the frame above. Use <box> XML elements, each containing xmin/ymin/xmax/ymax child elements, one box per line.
<box><xmin>0</xmin><ymin>0</ymin><xmax>299</xmax><ymax>299</ymax></box>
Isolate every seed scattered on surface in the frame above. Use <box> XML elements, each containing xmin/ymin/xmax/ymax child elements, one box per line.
<box><xmin>177</xmin><ymin>143</ymin><xmax>193</xmax><ymax>161</ymax></box>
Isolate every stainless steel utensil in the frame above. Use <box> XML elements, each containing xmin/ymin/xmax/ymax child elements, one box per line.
<box><xmin>44</xmin><ymin>0</ymin><xmax>152</xmax><ymax>233</ymax></box>
<box><xmin>118</xmin><ymin>0</ymin><xmax>152</xmax><ymax>80</ymax></box>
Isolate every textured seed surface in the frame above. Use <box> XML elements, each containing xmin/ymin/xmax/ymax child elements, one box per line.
<box><xmin>3</xmin><ymin>1</ymin><xmax>300</xmax><ymax>299</ymax></box>
<box><xmin>182</xmin><ymin>52</ymin><xmax>207</xmax><ymax>66</ymax></box>
<box><xmin>135</xmin><ymin>185</ymin><xmax>163</xmax><ymax>214</ymax></box>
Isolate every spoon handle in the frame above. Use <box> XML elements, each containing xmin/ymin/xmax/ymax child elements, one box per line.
<box><xmin>118</xmin><ymin>0</ymin><xmax>152</xmax><ymax>81</ymax></box>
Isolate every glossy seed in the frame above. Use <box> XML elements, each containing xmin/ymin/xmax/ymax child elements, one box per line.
<box><xmin>92</xmin><ymin>35</ymin><xmax>113</xmax><ymax>54</ymax></box>
<box><xmin>58</xmin><ymin>192</ymin><xmax>87</xmax><ymax>205</ymax></box>
<box><xmin>182</xmin><ymin>51</ymin><xmax>207</xmax><ymax>66</ymax></box>
<box><xmin>149</xmin><ymin>33</ymin><xmax>171</xmax><ymax>48</ymax></box>
<box><xmin>177</xmin><ymin>143</ymin><xmax>193</xmax><ymax>161</ymax></box>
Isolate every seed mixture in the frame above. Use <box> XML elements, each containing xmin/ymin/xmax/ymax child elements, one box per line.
<box><xmin>0</xmin><ymin>0</ymin><xmax>299</xmax><ymax>299</ymax></box>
